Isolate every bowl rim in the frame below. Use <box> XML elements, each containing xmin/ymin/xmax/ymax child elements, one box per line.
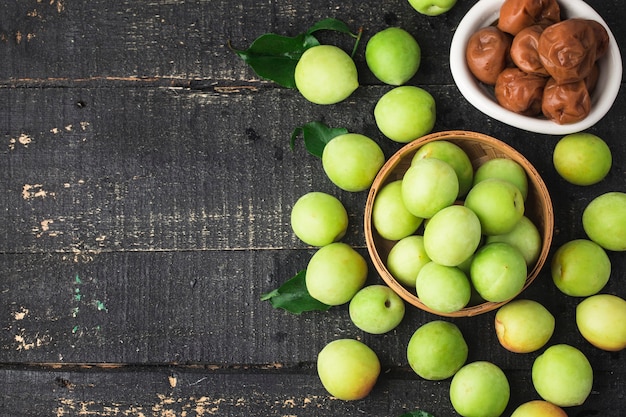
<box><xmin>449</xmin><ymin>0</ymin><xmax>623</xmax><ymax>135</ymax></box>
<box><xmin>364</xmin><ymin>130</ymin><xmax>555</xmax><ymax>317</ymax></box>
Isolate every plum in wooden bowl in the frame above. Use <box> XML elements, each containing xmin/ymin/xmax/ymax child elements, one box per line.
<box><xmin>364</xmin><ymin>130</ymin><xmax>554</xmax><ymax>317</ymax></box>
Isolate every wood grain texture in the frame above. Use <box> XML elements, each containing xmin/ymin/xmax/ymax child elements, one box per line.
<box><xmin>1</xmin><ymin>0</ymin><xmax>625</xmax><ymax>415</ymax></box>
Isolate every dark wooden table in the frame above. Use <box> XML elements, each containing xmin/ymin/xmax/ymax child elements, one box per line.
<box><xmin>1</xmin><ymin>1</ymin><xmax>624</xmax><ymax>416</ymax></box>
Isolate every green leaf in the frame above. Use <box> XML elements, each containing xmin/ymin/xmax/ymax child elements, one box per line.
<box><xmin>398</xmin><ymin>411</ymin><xmax>436</xmax><ymax>417</ymax></box>
<box><xmin>306</xmin><ymin>18</ymin><xmax>356</xmax><ymax>37</ymax></box>
<box><xmin>261</xmin><ymin>270</ymin><xmax>331</xmax><ymax>314</ymax></box>
<box><xmin>290</xmin><ymin>121</ymin><xmax>348</xmax><ymax>158</ymax></box>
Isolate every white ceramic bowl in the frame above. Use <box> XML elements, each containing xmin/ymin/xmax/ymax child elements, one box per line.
<box><xmin>450</xmin><ymin>0</ymin><xmax>622</xmax><ymax>135</ymax></box>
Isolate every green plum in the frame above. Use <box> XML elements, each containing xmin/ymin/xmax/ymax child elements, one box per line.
<box><xmin>322</xmin><ymin>133</ymin><xmax>385</xmax><ymax>192</ymax></box>
<box><xmin>473</xmin><ymin>158</ymin><xmax>529</xmax><ymax>200</ymax></box>
<box><xmin>290</xmin><ymin>192</ymin><xmax>348</xmax><ymax>247</ymax></box>
<box><xmin>408</xmin><ymin>0</ymin><xmax>457</xmax><ymax>16</ymax></box>
<box><xmin>532</xmin><ymin>344</ymin><xmax>593</xmax><ymax>407</ymax></box>
<box><xmin>416</xmin><ymin>262</ymin><xmax>471</xmax><ymax>314</ymax></box>
<box><xmin>294</xmin><ymin>45</ymin><xmax>358</xmax><ymax>105</ymax></box>
<box><xmin>582</xmin><ymin>191</ymin><xmax>626</xmax><ymax>251</ymax></box>
<box><xmin>412</xmin><ymin>140</ymin><xmax>474</xmax><ymax>197</ymax></box>
<box><xmin>450</xmin><ymin>361</ymin><xmax>510</xmax><ymax>417</ymax></box>
<box><xmin>349</xmin><ymin>285</ymin><xmax>405</xmax><ymax>334</ymax></box>
<box><xmin>317</xmin><ymin>339</ymin><xmax>380</xmax><ymax>400</ymax></box>
<box><xmin>372</xmin><ymin>180</ymin><xmax>423</xmax><ymax>241</ymax></box>
<box><xmin>366</xmin><ymin>27</ymin><xmax>421</xmax><ymax>86</ymax></box>
<box><xmin>553</xmin><ymin>133</ymin><xmax>612</xmax><ymax>186</ymax></box>
<box><xmin>401</xmin><ymin>157</ymin><xmax>458</xmax><ymax>218</ymax></box>
<box><xmin>486</xmin><ymin>216</ymin><xmax>542</xmax><ymax>267</ymax></box>
<box><xmin>386</xmin><ymin>235</ymin><xmax>431</xmax><ymax>287</ymax></box>
<box><xmin>407</xmin><ymin>320</ymin><xmax>468</xmax><ymax>380</ymax></box>
<box><xmin>470</xmin><ymin>242</ymin><xmax>527</xmax><ymax>302</ymax></box>
<box><xmin>495</xmin><ymin>299</ymin><xmax>555</xmax><ymax>353</ymax></box>
<box><xmin>576</xmin><ymin>294</ymin><xmax>626</xmax><ymax>351</ymax></box>
<box><xmin>465</xmin><ymin>178</ymin><xmax>525</xmax><ymax>235</ymax></box>
<box><xmin>423</xmin><ymin>205</ymin><xmax>482</xmax><ymax>266</ymax></box>
<box><xmin>551</xmin><ymin>239</ymin><xmax>611</xmax><ymax>297</ymax></box>
<box><xmin>374</xmin><ymin>86</ymin><xmax>436</xmax><ymax>143</ymax></box>
<box><xmin>305</xmin><ymin>242</ymin><xmax>367</xmax><ymax>306</ymax></box>
<box><xmin>510</xmin><ymin>400</ymin><xmax>567</xmax><ymax>417</ymax></box>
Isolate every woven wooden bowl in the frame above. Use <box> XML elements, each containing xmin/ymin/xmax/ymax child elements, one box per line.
<box><xmin>364</xmin><ymin>130</ymin><xmax>554</xmax><ymax>317</ymax></box>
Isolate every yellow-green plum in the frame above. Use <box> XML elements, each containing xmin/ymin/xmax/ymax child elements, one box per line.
<box><xmin>412</xmin><ymin>140</ymin><xmax>474</xmax><ymax>197</ymax></box>
<box><xmin>290</xmin><ymin>192</ymin><xmax>348</xmax><ymax>247</ymax></box>
<box><xmin>582</xmin><ymin>191</ymin><xmax>626</xmax><ymax>251</ymax></box>
<box><xmin>401</xmin><ymin>158</ymin><xmax>459</xmax><ymax>218</ymax></box>
<box><xmin>349</xmin><ymin>285</ymin><xmax>405</xmax><ymax>334</ymax></box>
<box><xmin>464</xmin><ymin>178</ymin><xmax>525</xmax><ymax>235</ymax></box>
<box><xmin>532</xmin><ymin>344</ymin><xmax>593</xmax><ymax>407</ymax></box>
<box><xmin>407</xmin><ymin>320</ymin><xmax>468</xmax><ymax>380</ymax></box>
<box><xmin>372</xmin><ymin>180</ymin><xmax>423</xmax><ymax>241</ymax></box>
<box><xmin>576</xmin><ymin>294</ymin><xmax>626</xmax><ymax>351</ymax></box>
<box><xmin>470</xmin><ymin>242</ymin><xmax>527</xmax><ymax>302</ymax></box>
<box><xmin>486</xmin><ymin>216</ymin><xmax>542</xmax><ymax>267</ymax></box>
<box><xmin>416</xmin><ymin>262</ymin><xmax>471</xmax><ymax>314</ymax></box>
<box><xmin>386</xmin><ymin>235</ymin><xmax>431</xmax><ymax>287</ymax></box>
<box><xmin>473</xmin><ymin>158</ymin><xmax>529</xmax><ymax>200</ymax></box>
<box><xmin>551</xmin><ymin>239</ymin><xmax>611</xmax><ymax>297</ymax></box>
<box><xmin>423</xmin><ymin>205</ymin><xmax>482</xmax><ymax>266</ymax></box>
<box><xmin>408</xmin><ymin>0</ymin><xmax>457</xmax><ymax>16</ymax></box>
<box><xmin>317</xmin><ymin>339</ymin><xmax>380</xmax><ymax>400</ymax></box>
<box><xmin>450</xmin><ymin>361</ymin><xmax>510</xmax><ymax>417</ymax></box>
<box><xmin>366</xmin><ymin>27</ymin><xmax>421</xmax><ymax>86</ymax></box>
<box><xmin>510</xmin><ymin>400</ymin><xmax>567</xmax><ymax>417</ymax></box>
<box><xmin>294</xmin><ymin>45</ymin><xmax>358</xmax><ymax>105</ymax></box>
<box><xmin>495</xmin><ymin>299</ymin><xmax>555</xmax><ymax>353</ymax></box>
<box><xmin>322</xmin><ymin>133</ymin><xmax>385</xmax><ymax>192</ymax></box>
<box><xmin>374</xmin><ymin>86</ymin><xmax>436</xmax><ymax>143</ymax></box>
<box><xmin>553</xmin><ymin>133</ymin><xmax>612</xmax><ymax>186</ymax></box>
<box><xmin>305</xmin><ymin>243</ymin><xmax>367</xmax><ymax>306</ymax></box>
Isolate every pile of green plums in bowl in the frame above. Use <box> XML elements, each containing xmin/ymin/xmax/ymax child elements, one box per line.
<box><xmin>364</xmin><ymin>130</ymin><xmax>554</xmax><ymax>317</ymax></box>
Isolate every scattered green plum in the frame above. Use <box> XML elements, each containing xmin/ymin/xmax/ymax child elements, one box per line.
<box><xmin>386</xmin><ymin>235</ymin><xmax>431</xmax><ymax>287</ymax></box>
<box><xmin>576</xmin><ymin>294</ymin><xmax>626</xmax><ymax>351</ymax></box>
<box><xmin>322</xmin><ymin>133</ymin><xmax>385</xmax><ymax>192</ymax></box>
<box><xmin>416</xmin><ymin>261</ymin><xmax>471</xmax><ymax>313</ymax></box>
<box><xmin>510</xmin><ymin>400</ymin><xmax>567</xmax><ymax>417</ymax></box>
<box><xmin>450</xmin><ymin>361</ymin><xmax>510</xmax><ymax>417</ymax></box>
<box><xmin>290</xmin><ymin>191</ymin><xmax>348</xmax><ymax>247</ymax></box>
<box><xmin>473</xmin><ymin>158</ymin><xmax>529</xmax><ymax>201</ymax></box>
<box><xmin>408</xmin><ymin>0</ymin><xmax>457</xmax><ymax>16</ymax></box>
<box><xmin>470</xmin><ymin>242</ymin><xmax>527</xmax><ymax>302</ymax></box>
<box><xmin>465</xmin><ymin>178</ymin><xmax>525</xmax><ymax>235</ymax></box>
<box><xmin>372</xmin><ymin>180</ymin><xmax>423</xmax><ymax>241</ymax></box>
<box><xmin>401</xmin><ymin>157</ymin><xmax>459</xmax><ymax>218</ymax></box>
<box><xmin>412</xmin><ymin>140</ymin><xmax>474</xmax><ymax>196</ymax></box>
<box><xmin>294</xmin><ymin>45</ymin><xmax>358</xmax><ymax>105</ymax></box>
<box><xmin>532</xmin><ymin>344</ymin><xmax>593</xmax><ymax>407</ymax></box>
<box><xmin>366</xmin><ymin>27</ymin><xmax>421</xmax><ymax>86</ymax></box>
<box><xmin>551</xmin><ymin>239</ymin><xmax>611</xmax><ymax>297</ymax></box>
<box><xmin>407</xmin><ymin>320</ymin><xmax>468</xmax><ymax>380</ymax></box>
<box><xmin>582</xmin><ymin>191</ymin><xmax>626</xmax><ymax>251</ymax></box>
<box><xmin>305</xmin><ymin>242</ymin><xmax>367</xmax><ymax>306</ymax></box>
<box><xmin>486</xmin><ymin>216</ymin><xmax>542</xmax><ymax>267</ymax></box>
<box><xmin>349</xmin><ymin>285</ymin><xmax>405</xmax><ymax>334</ymax></box>
<box><xmin>553</xmin><ymin>132</ymin><xmax>612</xmax><ymax>186</ymax></box>
<box><xmin>495</xmin><ymin>299</ymin><xmax>555</xmax><ymax>353</ymax></box>
<box><xmin>317</xmin><ymin>339</ymin><xmax>380</xmax><ymax>400</ymax></box>
<box><xmin>374</xmin><ymin>86</ymin><xmax>436</xmax><ymax>143</ymax></box>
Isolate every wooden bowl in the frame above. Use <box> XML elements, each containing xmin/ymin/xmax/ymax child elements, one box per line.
<box><xmin>364</xmin><ymin>130</ymin><xmax>554</xmax><ymax>317</ymax></box>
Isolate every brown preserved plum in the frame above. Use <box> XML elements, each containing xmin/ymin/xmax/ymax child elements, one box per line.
<box><xmin>498</xmin><ymin>0</ymin><xmax>561</xmax><ymax>36</ymax></box>
<box><xmin>510</xmin><ymin>25</ymin><xmax>549</xmax><ymax>76</ymax></box>
<box><xmin>541</xmin><ymin>78</ymin><xmax>591</xmax><ymax>124</ymax></box>
<box><xmin>466</xmin><ymin>26</ymin><xmax>513</xmax><ymax>85</ymax></box>
<box><xmin>495</xmin><ymin>67</ymin><xmax>548</xmax><ymax>116</ymax></box>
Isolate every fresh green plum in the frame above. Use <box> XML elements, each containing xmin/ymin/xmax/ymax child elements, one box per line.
<box><xmin>374</xmin><ymin>86</ymin><xmax>436</xmax><ymax>143</ymax></box>
<box><xmin>423</xmin><ymin>205</ymin><xmax>482</xmax><ymax>266</ymax></box>
<box><xmin>582</xmin><ymin>191</ymin><xmax>626</xmax><ymax>251</ymax></box>
<box><xmin>322</xmin><ymin>133</ymin><xmax>385</xmax><ymax>192</ymax></box>
<box><xmin>553</xmin><ymin>133</ymin><xmax>612</xmax><ymax>186</ymax></box>
<box><xmin>349</xmin><ymin>285</ymin><xmax>405</xmax><ymax>334</ymax></box>
<box><xmin>412</xmin><ymin>140</ymin><xmax>474</xmax><ymax>196</ymax></box>
<box><xmin>450</xmin><ymin>361</ymin><xmax>510</xmax><ymax>417</ymax></box>
<box><xmin>305</xmin><ymin>243</ymin><xmax>367</xmax><ymax>306</ymax></box>
<box><xmin>372</xmin><ymin>180</ymin><xmax>423</xmax><ymax>241</ymax></box>
<box><xmin>532</xmin><ymin>344</ymin><xmax>593</xmax><ymax>407</ymax></box>
<box><xmin>407</xmin><ymin>320</ymin><xmax>468</xmax><ymax>380</ymax></box>
<box><xmin>401</xmin><ymin>158</ymin><xmax>459</xmax><ymax>218</ymax></box>
<box><xmin>473</xmin><ymin>158</ymin><xmax>529</xmax><ymax>200</ymax></box>
<box><xmin>465</xmin><ymin>178</ymin><xmax>525</xmax><ymax>235</ymax></box>
<box><xmin>290</xmin><ymin>192</ymin><xmax>348</xmax><ymax>247</ymax></box>
<box><xmin>495</xmin><ymin>299</ymin><xmax>555</xmax><ymax>353</ymax></box>
<box><xmin>576</xmin><ymin>294</ymin><xmax>626</xmax><ymax>351</ymax></box>
<box><xmin>408</xmin><ymin>0</ymin><xmax>457</xmax><ymax>15</ymax></box>
<box><xmin>366</xmin><ymin>27</ymin><xmax>421</xmax><ymax>86</ymax></box>
<box><xmin>317</xmin><ymin>339</ymin><xmax>380</xmax><ymax>400</ymax></box>
<box><xmin>510</xmin><ymin>400</ymin><xmax>567</xmax><ymax>417</ymax></box>
<box><xmin>294</xmin><ymin>45</ymin><xmax>358</xmax><ymax>105</ymax></box>
<box><xmin>416</xmin><ymin>262</ymin><xmax>471</xmax><ymax>314</ymax></box>
<box><xmin>470</xmin><ymin>242</ymin><xmax>527</xmax><ymax>302</ymax></box>
<box><xmin>386</xmin><ymin>235</ymin><xmax>431</xmax><ymax>287</ymax></box>
<box><xmin>486</xmin><ymin>216</ymin><xmax>542</xmax><ymax>267</ymax></box>
<box><xmin>551</xmin><ymin>239</ymin><xmax>611</xmax><ymax>297</ymax></box>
